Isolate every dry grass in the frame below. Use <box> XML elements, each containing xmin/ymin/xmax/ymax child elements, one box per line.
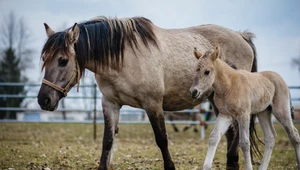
<box><xmin>0</xmin><ymin>122</ymin><xmax>299</xmax><ymax>170</ymax></box>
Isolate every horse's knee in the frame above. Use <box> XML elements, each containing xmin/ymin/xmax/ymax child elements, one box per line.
<box><xmin>155</xmin><ymin>134</ymin><xmax>168</xmax><ymax>148</ymax></box>
<box><xmin>102</xmin><ymin>131</ymin><xmax>115</xmax><ymax>151</ymax></box>
<box><xmin>208</xmin><ymin>134</ymin><xmax>220</xmax><ymax>147</ymax></box>
<box><xmin>239</xmin><ymin>140</ymin><xmax>250</xmax><ymax>152</ymax></box>
<box><xmin>264</xmin><ymin>136</ymin><xmax>275</xmax><ymax>149</ymax></box>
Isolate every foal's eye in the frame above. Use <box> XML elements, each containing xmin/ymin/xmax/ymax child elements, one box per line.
<box><xmin>58</xmin><ymin>57</ymin><xmax>69</xmax><ymax>67</ymax></box>
<box><xmin>196</xmin><ymin>68</ymin><xmax>200</xmax><ymax>72</ymax></box>
<box><xmin>204</xmin><ymin>70</ymin><xmax>210</xmax><ymax>75</ymax></box>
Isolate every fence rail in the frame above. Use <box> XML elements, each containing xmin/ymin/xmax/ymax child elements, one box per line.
<box><xmin>0</xmin><ymin>82</ymin><xmax>299</xmax><ymax>112</ymax></box>
<box><xmin>1</xmin><ymin>82</ymin><xmax>299</xmax><ymax>140</ymax></box>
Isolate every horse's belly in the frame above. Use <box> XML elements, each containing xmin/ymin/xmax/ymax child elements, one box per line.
<box><xmin>251</xmin><ymin>85</ymin><xmax>274</xmax><ymax>114</ymax></box>
<box><xmin>162</xmin><ymin>89</ymin><xmax>211</xmax><ymax>111</ymax></box>
<box><xmin>162</xmin><ymin>97</ymin><xmax>200</xmax><ymax>111</ymax></box>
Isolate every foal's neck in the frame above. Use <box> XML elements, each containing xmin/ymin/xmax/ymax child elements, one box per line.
<box><xmin>212</xmin><ymin>59</ymin><xmax>237</xmax><ymax>95</ymax></box>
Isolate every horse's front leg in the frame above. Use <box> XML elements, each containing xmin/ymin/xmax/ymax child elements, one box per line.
<box><xmin>145</xmin><ymin>105</ymin><xmax>175</xmax><ymax>170</ymax></box>
<box><xmin>98</xmin><ymin>96</ymin><xmax>121</xmax><ymax>170</ymax></box>
<box><xmin>203</xmin><ymin>114</ymin><xmax>233</xmax><ymax>170</ymax></box>
<box><xmin>208</xmin><ymin>95</ymin><xmax>239</xmax><ymax>170</ymax></box>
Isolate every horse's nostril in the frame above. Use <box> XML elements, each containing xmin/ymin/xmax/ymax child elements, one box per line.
<box><xmin>191</xmin><ymin>89</ymin><xmax>198</xmax><ymax>97</ymax></box>
<box><xmin>44</xmin><ymin>97</ymin><xmax>51</xmax><ymax>106</ymax></box>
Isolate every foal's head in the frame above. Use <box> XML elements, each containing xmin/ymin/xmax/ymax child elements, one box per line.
<box><xmin>190</xmin><ymin>47</ymin><xmax>220</xmax><ymax>99</ymax></box>
<box><xmin>37</xmin><ymin>23</ymin><xmax>81</xmax><ymax>111</ymax></box>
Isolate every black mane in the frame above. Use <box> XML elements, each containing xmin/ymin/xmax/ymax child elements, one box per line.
<box><xmin>41</xmin><ymin>16</ymin><xmax>158</xmax><ymax>74</ymax></box>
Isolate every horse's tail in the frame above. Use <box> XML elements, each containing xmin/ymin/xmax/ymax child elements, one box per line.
<box><xmin>239</xmin><ymin>31</ymin><xmax>257</xmax><ymax>72</ymax></box>
<box><xmin>290</xmin><ymin>91</ymin><xmax>295</xmax><ymax>119</ymax></box>
<box><xmin>240</xmin><ymin>31</ymin><xmax>264</xmax><ymax>162</ymax></box>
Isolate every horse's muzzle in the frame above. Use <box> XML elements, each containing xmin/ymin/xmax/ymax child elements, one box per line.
<box><xmin>190</xmin><ymin>89</ymin><xmax>200</xmax><ymax>99</ymax></box>
<box><xmin>37</xmin><ymin>86</ymin><xmax>62</xmax><ymax>111</ymax></box>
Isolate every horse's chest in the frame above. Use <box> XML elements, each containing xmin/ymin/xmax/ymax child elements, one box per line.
<box><xmin>214</xmin><ymin>95</ymin><xmax>246</xmax><ymax>116</ymax></box>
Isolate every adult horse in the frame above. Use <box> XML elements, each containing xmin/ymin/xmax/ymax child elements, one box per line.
<box><xmin>37</xmin><ymin>16</ymin><xmax>258</xmax><ymax>170</ymax></box>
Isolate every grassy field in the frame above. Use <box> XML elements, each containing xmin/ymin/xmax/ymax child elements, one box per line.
<box><xmin>0</xmin><ymin>123</ymin><xmax>299</xmax><ymax>170</ymax></box>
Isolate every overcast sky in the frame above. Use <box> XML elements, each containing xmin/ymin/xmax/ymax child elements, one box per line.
<box><xmin>0</xmin><ymin>0</ymin><xmax>299</xmax><ymax>105</ymax></box>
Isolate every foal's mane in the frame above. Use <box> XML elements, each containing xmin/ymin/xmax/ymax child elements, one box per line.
<box><xmin>41</xmin><ymin>16</ymin><xmax>158</xmax><ymax>74</ymax></box>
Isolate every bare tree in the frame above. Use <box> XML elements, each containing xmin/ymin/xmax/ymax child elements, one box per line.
<box><xmin>0</xmin><ymin>11</ymin><xmax>34</xmax><ymax>119</ymax></box>
<box><xmin>0</xmin><ymin>12</ymin><xmax>33</xmax><ymax>67</ymax></box>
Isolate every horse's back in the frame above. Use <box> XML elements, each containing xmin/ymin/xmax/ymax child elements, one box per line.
<box><xmin>188</xmin><ymin>24</ymin><xmax>255</xmax><ymax>71</ymax></box>
<box><xmin>259</xmin><ymin>71</ymin><xmax>290</xmax><ymax>100</ymax></box>
<box><xmin>238</xmin><ymin>70</ymin><xmax>289</xmax><ymax>113</ymax></box>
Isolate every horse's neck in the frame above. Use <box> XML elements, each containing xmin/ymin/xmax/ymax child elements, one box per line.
<box><xmin>213</xmin><ymin>59</ymin><xmax>236</xmax><ymax>95</ymax></box>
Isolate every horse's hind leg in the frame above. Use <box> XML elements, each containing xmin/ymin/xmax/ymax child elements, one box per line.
<box><xmin>145</xmin><ymin>105</ymin><xmax>175</xmax><ymax>170</ymax></box>
<box><xmin>236</xmin><ymin>114</ymin><xmax>252</xmax><ymax>170</ymax></box>
<box><xmin>98</xmin><ymin>96</ymin><xmax>121</xmax><ymax>170</ymax></box>
<box><xmin>257</xmin><ymin>109</ymin><xmax>276</xmax><ymax>170</ymax></box>
<box><xmin>272</xmin><ymin>101</ymin><xmax>300</xmax><ymax>169</ymax></box>
<box><xmin>203</xmin><ymin>114</ymin><xmax>233</xmax><ymax>170</ymax></box>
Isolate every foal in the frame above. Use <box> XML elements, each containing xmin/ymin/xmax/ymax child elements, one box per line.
<box><xmin>190</xmin><ymin>47</ymin><xmax>300</xmax><ymax>170</ymax></box>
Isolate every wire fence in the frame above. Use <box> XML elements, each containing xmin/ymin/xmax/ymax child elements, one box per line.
<box><xmin>0</xmin><ymin>82</ymin><xmax>299</xmax><ymax>116</ymax></box>
<box><xmin>1</xmin><ymin>82</ymin><xmax>300</xmax><ymax>140</ymax></box>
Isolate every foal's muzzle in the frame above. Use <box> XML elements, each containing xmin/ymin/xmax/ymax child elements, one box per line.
<box><xmin>190</xmin><ymin>89</ymin><xmax>200</xmax><ymax>99</ymax></box>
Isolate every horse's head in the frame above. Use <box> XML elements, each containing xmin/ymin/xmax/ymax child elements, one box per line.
<box><xmin>37</xmin><ymin>23</ymin><xmax>81</xmax><ymax>111</ymax></box>
<box><xmin>190</xmin><ymin>46</ymin><xmax>220</xmax><ymax>99</ymax></box>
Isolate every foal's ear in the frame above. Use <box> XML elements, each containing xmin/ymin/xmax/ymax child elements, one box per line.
<box><xmin>67</xmin><ymin>23</ymin><xmax>80</xmax><ymax>44</ymax></box>
<box><xmin>44</xmin><ymin>23</ymin><xmax>55</xmax><ymax>37</ymax></box>
<box><xmin>194</xmin><ymin>47</ymin><xmax>202</xmax><ymax>60</ymax></box>
<box><xmin>211</xmin><ymin>46</ymin><xmax>220</xmax><ymax>61</ymax></box>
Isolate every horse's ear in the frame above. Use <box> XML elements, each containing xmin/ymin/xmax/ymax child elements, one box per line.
<box><xmin>194</xmin><ymin>47</ymin><xmax>202</xmax><ymax>60</ymax></box>
<box><xmin>44</xmin><ymin>23</ymin><xmax>55</xmax><ymax>37</ymax></box>
<box><xmin>211</xmin><ymin>46</ymin><xmax>220</xmax><ymax>61</ymax></box>
<box><xmin>67</xmin><ymin>23</ymin><xmax>80</xmax><ymax>44</ymax></box>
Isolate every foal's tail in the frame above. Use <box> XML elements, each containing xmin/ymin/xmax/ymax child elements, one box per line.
<box><xmin>240</xmin><ymin>31</ymin><xmax>264</xmax><ymax>162</ymax></box>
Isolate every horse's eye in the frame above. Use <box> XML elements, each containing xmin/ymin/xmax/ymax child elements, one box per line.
<box><xmin>196</xmin><ymin>68</ymin><xmax>200</xmax><ymax>72</ymax></box>
<box><xmin>204</xmin><ymin>70</ymin><xmax>210</xmax><ymax>75</ymax></box>
<box><xmin>58</xmin><ymin>57</ymin><xmax>69</xmax><ymax>67</ymax></box>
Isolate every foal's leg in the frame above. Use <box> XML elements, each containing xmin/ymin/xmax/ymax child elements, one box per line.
<box><xmin>257</xmin><ymin>109</ymin><xmax>276</xmax><ymax>170</ymax></box>
<box><xmin>208</xmin><ymin>95</ymin><xmax>239</xmax><ymax>170</ymax></box>
<box><xmin>272</xmin><ymin>102</ymin><xmax>300</xmax><ymax>169</ymax></box>
<box><xmin>145</xmin><ymin>105</ymin><xmax>175</xmax><ymax>170</ymax></box>
<box><xmin>203</xmin><ymin>114</ymin><xmax>233</xmax><ymax>170</ymax></box>
<box><xmin>236</xmin><ymin>114</ymin><xmax>252</xmax><ymax>170</ymax></box>
<box><xmin>98</xmin><ymin>96</ymin><xmax>121</xmax><ymax>170</ymax></box>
